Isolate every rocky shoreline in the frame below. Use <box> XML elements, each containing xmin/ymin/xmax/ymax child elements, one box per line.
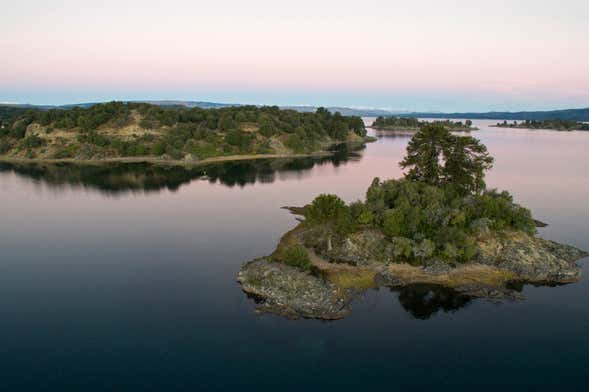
<box><xmin>238</xmin><ymin>219</ymin><xmax>587</xmax><ymax>320</ymax></box>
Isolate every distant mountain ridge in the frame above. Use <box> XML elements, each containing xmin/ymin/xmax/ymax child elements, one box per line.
<box><xmin>2</xmin><ymin>101</ymin><xmax>588</xmax><ymax>121</ymax></box>
<box><xmin>403</xmin><ymin>108</ymin><xmax>589</xmax><ymax>121</ymax></box>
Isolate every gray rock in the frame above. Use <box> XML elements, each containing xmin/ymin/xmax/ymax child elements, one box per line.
<box><xmin>237</xmin><ymin>258</ymin><xmax>350</xmax><ymax>320</ymax></box>
<box><xmin>322</xmin><ymin>229</ymin><xmax>394</xmax><ymax>266</ymax></box>
<box><xmin>423</xmin><ymin>259</ymin><xmax>453</xmax><ymax>275</ymax></box>
<box><xmin>477</xmin><ymin>233</ymin><xmax>587</xmax><ymax>283</ymax></box>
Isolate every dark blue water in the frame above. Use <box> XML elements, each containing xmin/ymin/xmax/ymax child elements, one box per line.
<box><xmin>1</xmin><ymin>120</ymin><xmax>588</xmax><ymax>391</ymax></box>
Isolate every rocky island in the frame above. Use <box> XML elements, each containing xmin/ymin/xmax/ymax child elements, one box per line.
<box><xmin>0</xmin><ymin>102</ymin><xmax>373</xmax><ymax>165</ymax></box>
<box><xmin>238</xmin><ymin>124</ymin><xmax>587</xmax><ymax>319</ymax></box>
<box><xmin>372</xmin><ymin>116</ymin><xmax>477</xmax><ymax>132</ymax></box>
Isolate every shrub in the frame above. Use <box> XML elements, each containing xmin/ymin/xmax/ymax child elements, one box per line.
<box><xmin>53</xmin><ymin>144</ymin><xmax>79</xmax><ymax>158</ymax></box>
<box><xmin>151</xmin><ymin>142</ymin><xmax>166</xmax><ymax>156</ymax></box>
<box><xmin>305</xmin><ymin>194</ymin><xmax>354</xmax><ymax>235</ymax></box>
<box><xmin>350</xmin><ymin>201</ymin><xmax>374</xmax><ymax>225</ymax></box>
<box><xmin>285</xmin><ymin>134</ymin><xmax>305</xmax><ymax>153</ymax></box>
<box><xmin>165</xmin><ymin>144</ymin><xmax>183</xmax><ymax>160</ymax></box>
<box><xmin>0</xmin><ymin>140</ymin><xmax>11</xmax><ymax>154</ymax></box>
<box><xmin>10</xmin><ymin>120</ymin><xmax>29</xmax><ymax>139</ymax></box>
<box><xmin>280</xmin><ymin>245</ymin><xmax>312</xmax><ymax>271</ymax></box>
<box><xmin>306</xmin><ymin>194</ymin><xmax>347</xmax><ymax>224</ymax></box>
<box><xmin>19</xmin><ymin>135</ymin><xmax>46</xmax><ymax>149</ymax></box>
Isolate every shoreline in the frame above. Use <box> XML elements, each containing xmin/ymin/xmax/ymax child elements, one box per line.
<box><xmin>0</xmin><ymin>151</ymin><xmax>336</xmax><ymax>167</ymax></box>
<box><xmin>0</xmin><ymin>136</ymin><xmax>375</xmax><ymax>168</ymax></box>
<box><xmin>238</xmin><ymin>204</ymin><xmax>587</xmax><ymax>320</ymax></box>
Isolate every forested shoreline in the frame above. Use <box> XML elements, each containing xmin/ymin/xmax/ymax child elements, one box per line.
<box><xmin>0</xmin><ymin>102</ymin><xmax>368</xmax><ymax>162</ymax></box>
<box><xmin>372</xmin><ymin>116</ymin><xmax>476</xmax><ymax>131</ymax></box>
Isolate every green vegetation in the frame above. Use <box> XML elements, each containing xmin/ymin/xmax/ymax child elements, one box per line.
<box><xmin>305</xmin><ymin>194</ymin><xmax>354</xmax><ymax>234</ymax></box>
<box><xmin>495</xmin><ymin>119</ymin><xmax>589</xmax><ymax>131</ymax></box>
<box><xmin>293</xmin><ymin>126</ymin><xmax>535</xmax><ymax>266</ymax></box>
<box><xmin>373</xmin><ymin>117</ymin><xmax>421</xmax><ymax>129</ymax></box>
<box><xmin>372</xmin><ymin>116</ymin><xmax>476</xmax><ymax>131</ymax></box>
<box><xmin>400</xmin><ymin>124</ymin><xmax>493</xmax><ymax>194</ymax></box>
<box><xmin>0</xmin><ymin>102</ymin><xmax>368</xmax><ymax>161</ymax></box>
<box><xmin>279</xmin><ymin>245</ymin><xmax>312</xmax><ymax>271</ymax></box>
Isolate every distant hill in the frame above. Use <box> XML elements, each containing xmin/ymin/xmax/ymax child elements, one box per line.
<box><xmin>0</xmin><ymin>101</ymin><xmax>406</xmax><ymax>117</ymax></box>
<box><xmin>281</xmin><ymin>105</ymin><xmax>408</xmax><ymax>117</ymax></box>
<box><xmin>2</xmin><ymin>101</ymin><xmax>588</xmax><ymax>121</ymax></box>
<box><xmin>404</xmin><ymin>108</ymin><xmax>589</xmax><ymax>121</ymax></box>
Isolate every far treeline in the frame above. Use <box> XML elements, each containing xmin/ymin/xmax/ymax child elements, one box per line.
<box><xmin>407</xmin><ymin>107</ymin><xmax>589</xmax><ymax>122</ymax></box>
<box><xmin>495</xmin><ymin>119</ymin><xmax>589</xmax><ymax>131</ymax></box>
<box><xmin>0</xmin><ymin>102</ymin><xmax>367</xmax><ymax>161</ymax></box>
<box><xmin>372</xmin><ymin>116</ymin><xmax>476</xmax><ymax>131</ymax></box>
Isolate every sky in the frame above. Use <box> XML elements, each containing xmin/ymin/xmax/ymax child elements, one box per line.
<box><xmin>2</xmin><ymin>0</ymin><xmax>588</xmax><ymax>111</ymax></box>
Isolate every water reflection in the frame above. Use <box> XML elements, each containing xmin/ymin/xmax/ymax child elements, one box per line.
<box><xmin>395</xmin><ymin>284</ymin><xmax>473</xmax><ymax>320</ymax></box>
<box><xmin>0</xmin><ymin>143</ymin><xmax>366</xmax><ymax>195</ymax></box>
<box><xmin>372</xmin><ymin>130</ymin><xmax>415</xmax><ymax>139</ymax></box>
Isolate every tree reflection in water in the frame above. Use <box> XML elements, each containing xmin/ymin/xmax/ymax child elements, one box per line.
<box><xmin>0</xmin><ymin>143</ymin><xmax>366</xmax><ymax>195</ymax></box>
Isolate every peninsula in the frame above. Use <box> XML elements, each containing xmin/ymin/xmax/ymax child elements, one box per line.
<box><xmin>238</xmin><ymin>124</ymin><xmax>587</xmax><ymax>319</ymax></box>
<box><xmin>0</xmin><ymin>102</ymin><xmax>372</xmax><ymax>164</ymax></box>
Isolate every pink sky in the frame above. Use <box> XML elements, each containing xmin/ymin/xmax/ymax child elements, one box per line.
<box><xmin>2</xmin><ymin>0</ymin><xmax>588</xmax><ymax>110</ymax></box>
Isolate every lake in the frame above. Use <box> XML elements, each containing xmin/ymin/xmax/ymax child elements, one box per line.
<box><xmin>1</xmin><ymin>119</ymin><xmax>588</xmax><ymax>391</ymax></box>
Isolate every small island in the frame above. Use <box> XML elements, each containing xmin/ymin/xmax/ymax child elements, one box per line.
<box><xmin>0</xmin><ymin>102</ymin><xmax>373</xmax><ymax>164</ymax></box>
<box><xmin>493</xmin><ymin>119</ymin><xmax>589</xmax><ymax>131</ymax></box>
<box><xmin>238</xmin><ymin>124</ymin><xmax>587</xmax><ymax>319</ymax></box>
<box><xmin>372</xmin><ymin>116</ymin><xmax>477</xmax><ymax>132</ymax></box>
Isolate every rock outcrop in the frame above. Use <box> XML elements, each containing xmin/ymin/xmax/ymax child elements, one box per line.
<box><xmin>238</xmin><ymin>258</ymin><xmax>351</xmax><ymax>320</ymax></box>
<box><xmin>239</xmin><ymin>221</ymin><xmax>587</xmax><ymax>320</ymax></box>
<box><xmin>476</xmin><ymin>232</ymin><xmax>585</xmax><ymax>283</ymax></box>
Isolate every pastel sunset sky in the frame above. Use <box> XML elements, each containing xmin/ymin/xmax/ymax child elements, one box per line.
<box><xmin>2</xmin><ymin>0</ymin><xmax>588</xmax><ymax>111</ymax></box>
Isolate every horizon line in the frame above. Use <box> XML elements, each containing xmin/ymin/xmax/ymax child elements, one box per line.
<box><xmin>1</xmin><ymin>99</ymin><xmax>588</xmax><ymax>114</ymax></box>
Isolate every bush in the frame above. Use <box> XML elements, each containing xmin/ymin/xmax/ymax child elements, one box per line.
<box><xmin>280</xmin><ymin>245</ymin><xmax>312</xmax><ymax>271</ymax></box>
<box><xmin>165</xmin><ymin>144</ymin><xmax>183</xmax><ymax>160</ymax></box>
<box><xmin>285</xmin><ymin>134</ymin><xmax>305</xmax><ymax>153</ymax></box>
<box><xmin>10</xmin><ymin>120</ymin><xmax>29</xmax><ymax>139</ymax></box>
<box><xmin>306</xmin><ymin>194</ymin><xmax>347</xmax><ymax>224</ymax></box>
<box><xmin>0</xmin><ymin>140</ymin><xmax>11</xmax><ymax>154</ymax></box>
<box><xmin>305</xmin><ymin>194</ymin><xmax>354</xmax><ymax>235</ymax></box>
<box><xmin>19</xmin><ymin>135</ymin><xmax>46</xmax><ymax>149</ymax></box>
<box><xmin>151</xmin><ymin>142</ymin><xmax>166</xmax><ymax>156</ymax></box>
<box><xmin>78</xmin><ymin>130</ymin><xmax>110</xmax><ymax>147</ymax></box>
<box><xmin>53</xmin><ymin>144</ymin><xmax>79</xmax><ymax>158</ymax></box>
<box><xmin>350</xmin><ymin>201</ymin><xmax>373</xmax><ymax>225</ymax></box>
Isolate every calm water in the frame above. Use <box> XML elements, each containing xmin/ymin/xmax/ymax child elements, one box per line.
<box><xmin>1</xmin><ymin>120</ymin><xmax>588</xmax><ymax>391</ymax></box>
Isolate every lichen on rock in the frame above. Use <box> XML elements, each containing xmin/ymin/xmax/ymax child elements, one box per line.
<box><xmin>237</xmin><ymin>258</ymin><xmax>351</xmax><ymax>319</ymax></box>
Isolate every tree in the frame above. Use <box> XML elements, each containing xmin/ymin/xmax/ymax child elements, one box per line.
<box><xmin>400</xmin><ymin>124</ymin><xmax>494</xmax><ymax>195</ymax></box>
<box><xmin>305</xmin><ymin>194</ymin><xmax>353</xmax><ymax>249</ymax></box>
<box><xmin>442</xmin><ymin>135</ymin><xmax>494</xmax><ymax>194</ymax></box>
<box><xmin>399</xmin><ymin>124</ymin><xmax>450</xmax><ymax>186</ymax></box>
<box><xmin>305</xmin><ymin>194</ymin><xmax>349</xmax><ymax>224</ymax></box>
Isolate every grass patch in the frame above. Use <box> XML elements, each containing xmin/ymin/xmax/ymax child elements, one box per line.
<box><xmin>387</xmin><ymin>263</ymin><xmax>515</xmax><ymax>288</ymax></box>
<box><xmin>324</xmin><ymin>269</ymin><xmax>377</xmax><ymax>289</ymax></box>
